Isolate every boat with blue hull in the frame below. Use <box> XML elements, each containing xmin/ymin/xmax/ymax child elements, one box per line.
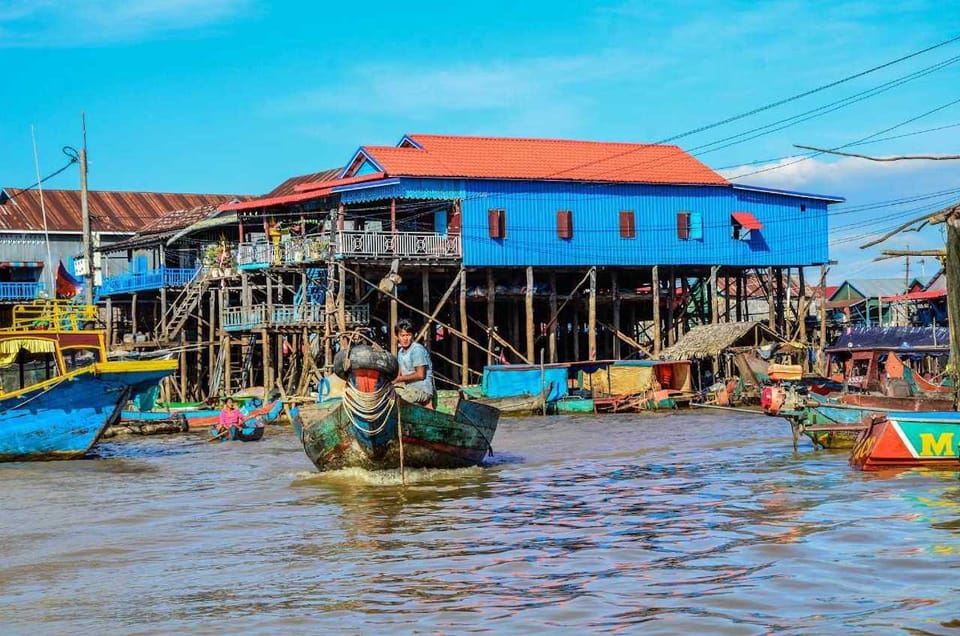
<box><xmin>0</xmin><ymin>302</ymin><xmax>178</xmax><ymax>461</ymax></box>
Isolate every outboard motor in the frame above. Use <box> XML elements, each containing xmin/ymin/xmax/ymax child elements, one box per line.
<box><xmin>761</xmin><ymin>385</ymin><xmax>786</xmax><ymax>415</ymax></box>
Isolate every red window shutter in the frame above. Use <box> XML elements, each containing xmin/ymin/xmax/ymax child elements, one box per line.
<box><xmin>488</xmin><ymin>209</ymin><xmax>505</xmax><ymax>238</ymax></box>
<box><xmin>557</xmin><ymin>210</ymin><xmax>573</xmax><ymax>239</ymax></box>
<box><xmin>677</xmin><ymin>212</ymin><xmax>691</xmax><ymax>240</ymax></box>
<box><xmin>619</xmin><ymin>210</ymin><xmax>635</xmax><ymax>238</ymax></box>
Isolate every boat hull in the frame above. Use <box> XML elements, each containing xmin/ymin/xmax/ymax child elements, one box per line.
<box><xmin>851</xmin><ymin>411</ymin><xmax>960</xmax><ymax>470</ymax></box>
<box><xmin>0</xmin><ymin>362</ymin><xmax>176</xmax><ymax>462</ymax></box>
<box><xmin>299</xmin><ymin>397</ymin><xmax>500</xmax><ymax>472</ymax></box>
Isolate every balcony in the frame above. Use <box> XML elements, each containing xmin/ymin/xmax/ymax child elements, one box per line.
<box><xmin>0</xmin><ymin>282</ymin><xmax>45</xmax><ymax>302</ymax></box>
<box><xmin>222</xmin><ymin>303</ymin><xmax>369</xmax><ymax>332</ymax></box>
<box><xmin>336</xmin><ymin>231</ymin><xmax>460</xmax><ymax>260</ymax></box>
<box><xmin>97</xmin><ymin>266</ymin><xmax>200</xmax><ymax>296</ymax></box>
<box><xmin>236</xmin><ymin>234</ymin><xmax>331</xmax><ymax>270</ymax></box>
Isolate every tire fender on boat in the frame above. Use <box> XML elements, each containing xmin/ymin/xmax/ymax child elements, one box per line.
<box><xmin>333</xmin><ymin>345</ymin><xmax>399</xmax><ymax>382</ymax></box>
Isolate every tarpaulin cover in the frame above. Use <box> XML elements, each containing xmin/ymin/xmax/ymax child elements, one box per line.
<box><xmin>481</xmin><ymin>366</ymin><xmax>569</xmax><ymax>402</ymax></box>
<box><xmin>826</xmin><ymin>326</ymin><xmax>949</xmax><ymax>352</ymax></box>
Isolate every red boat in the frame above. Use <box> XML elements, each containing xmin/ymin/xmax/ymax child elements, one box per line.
<box><xmin>851</xmin><ymin>411</ymin><xmax>960</xmax><ymax>471</ymax></box>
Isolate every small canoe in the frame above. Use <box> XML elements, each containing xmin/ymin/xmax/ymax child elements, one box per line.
<box><xmin>552</xmin><ymin>396</ymin><xmax>595</xmax><ymax>414</ymax></box>
<box><xmin>209</xmin><ymin>423</ymin><xmax>265</xmax><ymax>442</ymax></box>
<box><xmin>464</xmin><ymin>383</ymin><xmax>552</xmax><ymax>416</ymax></box>
<box><xmin>183</xmin><ymin>397</ymin><xmax>284</xmax><ymax>430</ymax></box>
<box><xmin>297</xmin><ymin>344</ymin><xmax>500</xmax><ymax>472</ymax></box>
<box><xmin>851</xmin><ymin>411</ymin><xmax>960</xmax><ymax>471</ymax></box>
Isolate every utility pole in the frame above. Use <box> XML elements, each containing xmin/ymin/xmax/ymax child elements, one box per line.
<box><xmin>80</xmin><ymin>113</ymin><xmax>94</xmax><ymax>305</ymax></box>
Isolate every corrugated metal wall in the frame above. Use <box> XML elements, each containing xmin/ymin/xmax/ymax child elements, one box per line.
<box><xmin>455</xmin><ymin>180</ymin><xmax>829</xmax><ymax>267</ymax></box>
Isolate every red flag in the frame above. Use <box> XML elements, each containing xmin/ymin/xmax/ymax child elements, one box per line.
<box><xmin>55</xmin><ymin>261</ymin><xmax>82</xmax><ymax>299</ymax></box>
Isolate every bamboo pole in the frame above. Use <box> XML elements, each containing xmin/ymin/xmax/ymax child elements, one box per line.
<box><xmin>588</xmin><ymin>267</ymin><xmax>597</xmax><ymax>360</ymax></box>
<box><xmin>612</xmin><ymin>270</ymin><xmax>621</xmax><ymax>359</ymax></box>
<box><xmin>422</xmin><ymin>270</ymin><xmax>432</xmax><ymax>354</ymax></box>
<box><xmin>460</xmin><ymin>270</ymin><xmax>469</xmax><ymax>385</ymax></box>
<box><xmin>486</xmin><ymin>268</ymin><xmax>495</xmax><ymax>365</ymax></box>
<box><xmin>710</xmin><ymin>266</ymin><xmax>719</xmax><ymax>325</ymax></box>
<box><xmin>548</xmin><ymin>271</ymin><xmax>557</xmax><ymax>363</ymax></box>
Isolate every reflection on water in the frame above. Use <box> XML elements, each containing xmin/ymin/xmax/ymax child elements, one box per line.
<box><xmin>2</xmin><ymin>413</ymin><xmax>960</xmax><ymax>634</ymax></box>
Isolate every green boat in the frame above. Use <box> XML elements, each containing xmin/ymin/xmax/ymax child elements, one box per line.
<box><xmin>296</xmin><ymin>345</ymin><xmax>501</xmax><ymax>472</ymax></box>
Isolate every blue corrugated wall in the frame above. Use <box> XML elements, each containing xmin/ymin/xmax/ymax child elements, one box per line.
<box><xmin>345</xmin><ymin>178</ymin><xmax>831</xmax><ymax>267</ymax></box>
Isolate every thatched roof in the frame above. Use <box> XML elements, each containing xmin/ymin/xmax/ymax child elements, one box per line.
<box><xmin>659</xmin><ymin>321</ymin><xmax>783</xmax><ymax>360</ymax></box>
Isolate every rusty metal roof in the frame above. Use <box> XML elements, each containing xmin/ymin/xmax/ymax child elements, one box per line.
<box><xmin>265</xmin><ymin>168</ymin><xmax>341</xmax><ymax>197</ymax></box>
<box><xmin>0</xmin><ymin>188</ymin><xmax>250</xmax><ymax>233</ymax></box>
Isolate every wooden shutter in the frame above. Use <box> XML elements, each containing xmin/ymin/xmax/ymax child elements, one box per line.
<box><xmin>677</xmin><ymin>212</ymin><xmax>691</xmax><ymax>240</ymax></box>
<box><xmin>689</xmin><ymin>211</ymin><xmax>703</xmax><ymax>240</ymax></box>
<box><xmin>619</xmin><ymin>210</ymin><xmax>635</xmax><ymax>238</ymax></box>
<box><xmin>557</xmin><ymin>210</ymin><xmax>573</xmax><ymax>239</ymax></box>
<box><xmin>488</xmin><ymin>209</ymin><xmax>505</xmax><ymax>238</ymax></box>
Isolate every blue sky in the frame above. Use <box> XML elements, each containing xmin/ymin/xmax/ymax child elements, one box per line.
<box><xmin>1</xmin><ymin>0</ymin><xmax>959</xmax><ymax>281</ymax></box>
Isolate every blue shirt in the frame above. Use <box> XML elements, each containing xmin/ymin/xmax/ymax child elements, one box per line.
<box><xmin>397</xmin><ymin>342</ymin><xmax>434</xmax><ymax>396</ymax></box>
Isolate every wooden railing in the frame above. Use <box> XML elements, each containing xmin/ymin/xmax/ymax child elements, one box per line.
<box><xmin>236</xmin><ymin>235</ymin><xmax>331</xmax><ymax>269</ymax></box>
<box><xmin>98</xmin><ymin>266</ymin><xmax>199</xmax><ymax>296</ymax></box>
<box><xmin>6</xmin><ymin>301</ymin><xmax>98</xmax><ymax>332</ymax></box>
<box><xmin>222</xmin><ymin>303</ymin><xmax>369</xmax><ymax>331</ymax></box>
<box><xmin>336</xmin><ymin>231</ymin><xmax>460</xmax><ymax>260</ymax></box>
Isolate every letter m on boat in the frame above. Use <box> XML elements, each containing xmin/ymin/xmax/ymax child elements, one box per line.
<box><xmin>919</xmin><ymin>432</ymin><xmax>956</xmax><ymax>457</ymax></box>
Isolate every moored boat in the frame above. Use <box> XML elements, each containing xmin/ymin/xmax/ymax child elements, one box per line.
<box><xmin>209</xmin><ymin>422</ymin><xmax>265</xmax><ymax>442</ymax></box>
<box><xmin>0</xmin><ymin>301</ymin><xmax>178</xmax><ymax>461</ymax></box>
<box><xmin>850</xmin><ymin>411</ymin><xmax>960</xmax><ymax>471</ymax></box>
<box><xmin>298</xmin><ymin>345</ymin><xmax>500</xmax><ymax>472</ymax></box>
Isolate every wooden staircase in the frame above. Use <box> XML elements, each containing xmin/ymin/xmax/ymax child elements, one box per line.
<box><xmin>157</xmin><ymin>269</ymin><xmax>210</xmax><ymax>343</ymax></box>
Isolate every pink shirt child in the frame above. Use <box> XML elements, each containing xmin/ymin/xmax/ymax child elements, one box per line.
<box><xmin>218</xmin><ymin>405</ymin><xmax>244</xmax><ymax>430</ymax></box>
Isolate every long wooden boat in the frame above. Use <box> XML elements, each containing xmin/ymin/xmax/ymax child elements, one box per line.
<box><xmin>123</xmin><ymin>396</ymin><xmax>285</xmax><ymax>430</ymax></box>
<box><xmin>297</xmin><ymin>345</ymin><xmax>500</xmax><ymax>472</ymax></box>
<box><xmin>0</xmin><ymin>302</ymin><xmax>177</xmax><ymax>461</ymax></box>
<box><xmin>462</xmin><ymin>383</ymin><xmax>551</xmax><ymax>416</ymax></box>
<box><xmin>209</xmin><ymin>422</ymin><xmax>265</xmax><ymax>442</ymax></box>
<box><xmin>851</xmin><ymin>411</ymin><xmax>960</xmax><ymax>471</ymax></box>
<box><xmin>772</xmin><ymin>386</ymin><xmax>954</xmax><ymax>450</ymax></box>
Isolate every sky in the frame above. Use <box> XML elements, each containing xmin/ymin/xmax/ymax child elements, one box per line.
<box><xmin>1</xmin><ymin>0</ymin><xmax>959</xmax><ymax>283</ymax></box>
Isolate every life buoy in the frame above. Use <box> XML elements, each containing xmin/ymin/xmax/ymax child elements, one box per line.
<box><xmin>333</xmin><ymin>344</ymin><xmax>399</xmax><ymax>381</ymax></box>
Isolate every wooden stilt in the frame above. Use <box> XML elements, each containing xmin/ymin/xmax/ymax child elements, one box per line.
<box><xmin>775</xmin><ymin>267</ymin><xmax>785</xmax><ymax>334</ymax></box>
<box><xmin>390</xmin><ymin>198</ymin><xmax>398</xmax><ymax>354</ymax></box>
<box><xmin>159</xmin><ymin>286</ymin><xmax>167</xmax><ymax>339</ymax></box>
<box><xmin>766</xmin><ymin>268</ymin><xmax>776</xmax><ymax>330</ymax></box>
<box><xmin>525</xmin><ymin>266</ymin><xmax>535</xmax><ymax>362</ymax></box>
<box><xmin>549</xmin><ymin>271</ymin><xmax>558</xmax><ymax>363</ymax></box>
<box><xmin>486</xmin><ymin>268</ymin><xmax>495</xmax><ymax>364</ymax></box>
<box><xmin>131</xmin><ymin>292</ymin><xmax>138</xmax><ymax>337</ymax></box>
<box><xmin>710</xmin><ymin>265</ymin><xmax>719</xmax><ymax>324</ymax></box>
<box><xmin>460</xmin><ymin>270</ymin><xmax>469</xmax><ymax>385</ymax></box>
<box><xmin>422</xmin><ymin>270</ymin><xmax>432</xmax><ymax>353</ymax></box>
<box><xmin>818</xmin><ymin>264</ymin><xmax>828</xmax><ymax>374</ymax></box>
<box><xmin>105</xmin><ymin>297</ymin><xmax>114</xmax><ymax>347</ymax></box>
<box><xmin>612</xmin><ymin>270</ymin><xmax>621</xmax><ymax>359</ymax></box>
<box><xmin>572</xmin><ymin>305</ymin><xmax>580</xmax><ymax>361</ymax></box>
<box><xmin>262</xmin><ymin>327</ymin><xmax>271</xmax><ymax>389</ymax></box>
<box><xmin>652</xmin><ymin>265</ymin><xmax>661</xmax><ymax>355</ymax></box>
<box><xmin>588</xmin><ymin>267</ymin><xmax>597</xmax><ymax>361</ymax></box>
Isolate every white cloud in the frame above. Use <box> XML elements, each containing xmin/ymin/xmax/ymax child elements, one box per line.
<box><xmin>0</xmin><ymin>0</ymin><xmax>250</xmax><ymax>46</ymax></box>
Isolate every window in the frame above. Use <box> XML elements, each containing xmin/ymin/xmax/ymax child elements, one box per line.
<box><xmin>619</xmin><ymin>210</ymin><xmax>636</xmax><ymax>238</ymax></box>
<box><xmin>488</xmin><ymin>209</ymin><xmax>506</xmax><ymax>239</ymax></box>
<box><xmin>800</xmin><ymin>204</ymin><xmax>807</xmax><ymax>212</ymax></box>
<box><xmin>730</xmin><ymin>212</ymin><xmax>762</xmax><ymax>241</ymax></box>
<box><xmin>677</xmin><ymin>212</ymin><xmax>691</xmax><ymax>240</ymax></box>
<box><xmin>557</xmin><ymin>210</ymin><xmax>573</xmax><ymax>239</ymax></box>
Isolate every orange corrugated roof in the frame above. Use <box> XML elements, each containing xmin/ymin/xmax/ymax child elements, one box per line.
<box><xmin>358</xmin><ymin>134</ymin><xmax>728</xmax><ymax>185</ymax></box>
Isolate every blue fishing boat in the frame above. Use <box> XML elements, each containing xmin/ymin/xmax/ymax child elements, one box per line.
<box><xmin>208</xmin><ymin>421</ymin><xmax>266</xmax><ymax>442</ymax></box>
<box><xmin>0</xmin><ymin>302</ymin><xmax>178</xmax><ymax>461</ymax></box>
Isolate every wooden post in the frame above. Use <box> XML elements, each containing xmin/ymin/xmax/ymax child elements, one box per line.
<box><xmin>612</xmin><ymin>270</ymin><xmax>621</xmax><ymax>359</ymax></box>
<box><xmin>710</xmin><ymin>265</ymin><xmax>719</xmax><ymax>325</ymax></box>
<box><xmin>548</xmin><ymin>271</ymin><xmax>558</xmax><ymax>363</ymax></box>
<box><xmin>735</xmin><ymin>272</ymin><xmax>743</xmax><ymax>322</ymax></box>
<box><xmin>818</xmin><ymin>264</ymin><xmax>828</xmax><ymax>375</ymax></box>
<box><xmin>390</xmin><ymin>198</ymin><xmax>398</xmax><ymax>354</ymax></box>
<box><xmin>487</xmin><ymin>268</ymin><xmax>496</xmax><ymax>364</ymax></box>
<box><xmin>159</xmin><ymin>286</ymin><xmax>167</xmax><ymax>338</ymax></box>
<box><xmin>261</xmin><ymin>327</ymin><xmax>271</xmax><ymax>389</ymax></box>
<box><xmin>572</xmin><ymin>306</ymin><xmax>580</xmax><ymax>361</ymax></box>
<box><xmin>422</xmin><ymin>270</ymin><xmax>432</xmax><ymax>353</ymax></box>
<box><xmin>324</xmin><ymin>208</ymin><xmax>338</xmax><ymax>369</ymax></box>
<box><xmin>460</xmin><ymin>270</ymin><xmax>469</xmax><ymax>385</ymax></box>
<box><xmin>798</xmin><ymin>267</ymin><xmax>807</xmax><ymax>343</ymax></box>
<box><xmin>179</xmin><ymin>338</ymin><xmax>187</xmax><ymax>400</ymax></box>
<box><xmin>131</xmin><ymin>293</ymin><xmax>138</xmax><ymax>337</ymax></box>
<box><xmin>223</xmin><ymin>336</ymin><xmax>231</xmax><ymax>396</ymax></box>
<box><xmin>208</xmin><ymin>291</ymin><xmax>216</xmax><ymax>396</ymax></box>
<box><xmin>775</xmin><ymin>267</ymin><xmax>785</xmax><ymax>334</ymax></box>
<box><xmin>588</xmin><ymin>267</ymin><xmax>597</xmax><ymax>361</ymax></box>
<box><xmin>944</xmin><ymin>218</ymin><xmax>960</xmax><ymax>405</ymax></box>
<box><xmin>652</xmin><ymin>265</ymin><xmax>661</xmax><ymax>355</ymax></box>
<box><xmin>525</xmin><ymin>266</ymin><xmax>535</xmax><ymax>362</ymax></box>
<box><xmin>105</xmin><ymin>296</ymin><xmax>114</xmax><ymax>346</ymax></box>
<box><xmin>767</xmin><ymin>268</ymin><xmax>776</xmax><ymax>331</ymax></box>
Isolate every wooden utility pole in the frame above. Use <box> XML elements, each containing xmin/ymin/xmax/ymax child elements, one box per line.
<box><xmin>946</xmin><ymin>220</ymin><xmax>960</xmax><ymax>404</ymax></box>
<box><xmin>80</xmin><ymin>114</ymin><xmax>94</xmax><ymax>305</ymax></box>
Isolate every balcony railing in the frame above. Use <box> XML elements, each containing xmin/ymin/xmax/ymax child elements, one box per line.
<box><xmin>0</xmin><ymin>282</ymin><xmax>44</xmax><ymax>301</ymax></box>
<box><xmin>97</xmin><ymin>266</ymin><xmax>200</xmax><ymax>296</ymax></box>
<box><xmin>222</xmin><ymin>303</ymin><xmax>369</xmax><ymax>332</ymax></box>
<box><xmin>236</xmin><ymin>235</ymin><xmax>331</xmax><ymax>269</ymax></box>
<box><xmin>336</xmin><ymin>231</ymin><xmax>461</xmax><ymax>260</ymax></box>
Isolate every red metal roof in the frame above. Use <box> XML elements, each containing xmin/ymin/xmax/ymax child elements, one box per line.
<box><xmin>731</xmin><ymin>211</ymin><xmax>762</xmax><ymax>230</ymax></box>
<box><xmin>266</xmin><ymin>168</ymin><xmax>341</xmax><ymax>197</ymax></box>
<box><xmin>880</xmin><ymin>289</ymin><xmax>948</xmax><ymax>302</ymax></box>
<box><xmin>0</xmin><ymin>188</ymin><xmax>249</xmax><ymax>233</ymax></box>
<box><xmin>356</xmin><ymin>134</ymin><xmax>728</xmax><ymax>185</ymax></box>
<box><xmin>221</xmin><ymin>173</ymin><xmax>387</xmax><ymax>212</ymax></box>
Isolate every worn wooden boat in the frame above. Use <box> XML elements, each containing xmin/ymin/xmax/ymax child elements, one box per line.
<box><xmin>297</xmin><ymin>345</ymin><xmax>500</xmax><ymax>472</ymax></box>
<box><xmin>209</xmin><ymin>422</ymin><xmax>265</xmax><ymax>442</ymax></box>
<box><xmin>462</xmin><ymin>383</ymin><xmax>552</xmax><ymax>415</ymax></box>
<box><xmin>0</xmin><ymin>302</ymin><xmax>177</xmax><ymax>461</ymax></box>
<box><xmin>178</xmin><ymin>397</ymin><xmax>285</xmax><ymax>430</ymax></box>
<box><xmin>850</xmin><ymin>411</ymin><xmax>960</xmax><ymax>471</ymax></box>
<box><xmin>772</xmin><ymin>386</ymin><xmax>955</xmax><ymax>450</ymax></box>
